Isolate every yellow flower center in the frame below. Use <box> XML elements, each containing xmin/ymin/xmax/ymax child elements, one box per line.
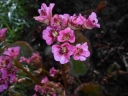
<box><xmin>52</xmin><ymin>31</ymin><xmax>58</xmax><ymax>37</ymax></box>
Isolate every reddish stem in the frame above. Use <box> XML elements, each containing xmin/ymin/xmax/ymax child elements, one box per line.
<box><xmin>14</xmin><ymin>60</ymin><xmax>42</xmax><ymax>85</ymax></box>
<box><xmin>60</xmin><ymin>64</ymin><xmax>67</xmax><ymax>88</ymax></box>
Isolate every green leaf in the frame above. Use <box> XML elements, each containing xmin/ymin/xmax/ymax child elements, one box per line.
<box><xmin>10</xmin><ymin>41</ymin><xmax>33</xmax><ymax>58</ymax></box>
<box><xmin>76</xmin><ymin>82</ymin><xmax>102</xmax><ymax>96</ymax></box>
<box><xmin>107</xmin><ymin>62</ymin><xmax>120</xmax><ymax>74</ymax></box>
<box><xmin>69</xmin><ymin>31</ymin><xmax>91</xmax><ymax>77</ymax></box>
<box><xmin>74</xmin><ymin>31</ymin><xmax>91</xmax><ymax>50</ymax></box>
<box><xmin>70</xmin><ymin>58</ymin><xmax>88</xmax><ymax>77</ymax></box>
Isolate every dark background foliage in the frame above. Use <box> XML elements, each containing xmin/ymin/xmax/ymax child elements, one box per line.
<box><xmin>1</xmin><ymin>0</ymin><xmax>128</xmax><ymax>96</ymax></box>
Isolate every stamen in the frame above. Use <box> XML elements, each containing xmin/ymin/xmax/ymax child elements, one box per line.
<box><xmin>76</xmin><ymin>48</ymin><xmax>83</xmax><ymax>55</ymax></box>
<box><xmin>63</xmin><ymin>33</ymin><xmax>70</xmax><ymax>40</ymax></box>
<box><xmin>60</xmin><ymin>47</ymin><xmax>67</xmax><ymax>54</ymax></box>
<box><xmin>52</xmin><ymin>31</ymin><xmax>58</xmax><ymax>37</ymax></box>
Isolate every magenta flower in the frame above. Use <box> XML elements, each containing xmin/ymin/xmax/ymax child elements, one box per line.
<box><xmin>68</xmin><ymin>14</ymin><xmax>85</xmax><ymax>30</ymax></box>
<box><xmin>33</xmin><ymin>94</ymin><xmax>37</xmax><ymax>96</ymax></box>
<box><xmin>42</xmin><ymin>26</ymin><xmax>59</xmax><ymax>45</ymax></box>
<box><xmin>53</xmin><ymin>94</ymin><xmax>57</xmax><ymax>96</ymax></box>
<box><xmin>3</xmin><ymin>46</ymin><xmax>20</xmax><ymax>59</ymax></box>
<box><xmin>57</xmin><ymin>27</ymin><xmax>75</xmax><ymax>43</ymax></box>
<box><xmin>59</xmin><ymin>14</ymin><xmax>70</xmax><ymax>29</ymax></box>
<box><xmin>73</xmin><ymin>42</ymin><xmax>90</xmax><ymax>61</ymax></box>
<box><xmin>0</xmin><ymin>56</ymin><xmax>12</xmax><ymax>79</ymax></box>
<box><xmin>39</xmin><ymin>3</ymin><xmax>55</xmax><ymax>18</ymax></box>
<box><xmin>0</xmin><ymin>78</ymin><xmax>8</xmax><ymax>92</ymax></box>
<box><xmin>52</xmin><ymin>43</ymin><xmax>75</xmax><ymax>64</ymax></box>
<box><xmin>8</xmin><ymin>67</ymin><xmax>18</xmax><ymax>83</ymax></box>
<box><xmin>82</xmin><ymin>12</ymin><xmax>100</xmax><ymax>29</ymax></box>
<box><xmin>20</xmin><ymin>53</ymin><xmax>42</xmax><ymax>67</ymax></box>
<box><xmin>75</xmin><ymin>14</ymin><xmax>85</xmax><ymax>25</ymax></box>
<box><xmin>34</xmin><ymin>84</ymin><xmax>50</xmax><ymax>95</ymax></box>
<box><xmin>50</xmin><ymin>14</ymin><xmax>61</xmax><ymax>29</ymax></box>
<box><xmin>34</xmin><ymin>78</ymin><xmax>64</xmax><ymax>95</ymax></box>
<box><xmin>34</xmin><ymin>16</ymin><xmax>50</xmax><ymax>25</ymax></box>
<box><xmin>41</xmin><ymin>76</ymin><xmax>49</xmax><ymax>83</ymax></box>
<box><xmin>0</xmin><ymin>56</ymin><xmax>12</xmax><ymax>69</ymax></box>
<box><xmin>0</xmin><ymin>28</ymin><xmax>7</xmax><ymax>41</ymax></box>
<box><xmin>49</xmin><ymin>67</ymin><xmax>57</xmax><ymax>77</ymax></box>
<box><xmin>34</xmin><ymin>3</ymin><xmax>55</xmax><ymax>25</ymax></box>
<box><xmin>0</xmin><ymin>68</ymin><xmax>8</xmax><ymax>79</ymax></box>
<box><xmin>30</xmin><ymin>53</ymin><xmax>42</xmax><ymax>66</ymax></box>
<box><xmin>34</xmin><ymin>84</ymin><xmax>40</xmax><ymax>92</ymax></box>
<box><xmin>9</xmin><ymin>74</ymin><xmax>18</xmax><ymax>83</ymax></box>
<box><xmin>0</xmin><ymin>55</ymin><xmax>18</xmax><ymax>92</ymax></box>
<box><xmin>19</xmin><ymin>56</ymin><xmax>29</xmax><ymax>63</ymax></box>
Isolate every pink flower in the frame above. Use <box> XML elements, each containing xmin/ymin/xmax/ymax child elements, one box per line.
<box><xmin>42</xmin><ymin>26</ymin><xmax>59</xmax><ymax>45</ymax></box>
<box><xmin>0</xmin><ymin>56</ymin><xmax>12</xmax><ymax>69</ymax></box>
<box><xmin>49</xmin><ymin>67</ymin><xmax>57</xmax><ymax>77</ymax></box>
<box><xmin>52</xmin><ymin>43</ymin><xmax>75</xmax><ymax>64</ymax></box>
<box><xmin>34</xmin><ymin>79</ymin><xmax>64</xmax><ymax>95</ymax></box>
<box><xmin>0</xmin><ymin>56</ymin><xmax>12</xmax><ymax>79</ymax></box>
<box><xmin>82</xmin><ymin>12</ymin><xmax>100</xmax><ymax>29</ymax></box>
<box><xmin>34</xmin><ymin>84</ymin><xmax>40</xmax><ymax>92</ymax></box>
<box><xmin>39</xmin><ymin>3</ymin><xmax>55</xmax><ymax>18</ymax></box>
<box><xmin>75</xmin><ymin>14</ymin><xmax>85</xmax><ymax>25</ymax></box>
<box><xmin>53</xmin><ymin>94</ymin><xmax>57</xmax><ymax>96</ymax></box>
<box><xmin>19</xmin><ymin>56</ymin><xmax>30</xmax><ymax>63</ymax></box>
<box><xmin>59</xmin><ymin>14</ymin><xmax>70</xmax><ymax>29</ymax></box>
<box><xmin>0</xmin><ymin>55</ymin><xmax>18</xmax><ymax>92</ymax></box>
<box><xmin>0</xmin><ymin>28</ymin><xmax>7</xmax><ymax>41</ymax></box>
<box><xmin>8</xmin><ymin>67</ymin><xmax>18</xmax><ymax>83</ymax></box>
<box><xmin>68</xmin><ymin>14</ymin><xmax>85</xmax><ymax>30</ymax></box>
<box><xmin>57</xmin><ymin>27</ymin><xmax>75</xmax><ymax>43</ymax></box>
<box><xmin>3</xmin><ymin>46</ymin><xmax>20</xmax><ymax>59</ymax></box>
<box><xmin>0</xmin><ymin>78</ymin><xmax>8</xmax><ymax>92</ymax></box>
<box><xmin>50</xmin><ymin>14</ymin><xmax>61</xmax><ymax>29</ymax></box>
<box><xmin>0</xmin><ymin>68</ymin><xmax>8</xmax><ymax>79</ymax></box>
<box><xmin>73</xmin><ymin>42</ymin><xmax>90</xmax><ymax>61</ymax></box>
<box><xmin>34</xmin><ymin>16</ymin><xmax>50</xmax><ymax>25</ymax></box>
<box><xmin>33</xmin><ymin>94</ymin><xmax>37</xmax><ymax>96</ymax></box>
<box><xmin>9</xmin><ymin>74</ymin><xmax>18</xmax><ymax>83</ymax></box>
<box><xmin>30</xmin><ymin>53</ymin><xmax>42</xmax><ymax>66</ymax></box>
<box><xmin>41</xmin><ymin>76</ymin><xmax>49</xmax><ymax>83</ymax></box>
<box><xmin>34</xmin><ymin>3</ymin><xmax>55</xmax><ymax>25</ymax></box>
<box><xmin>20</xmin><ymin>53</ymin><xmax>42</xmax><ymax>67</ymax></box>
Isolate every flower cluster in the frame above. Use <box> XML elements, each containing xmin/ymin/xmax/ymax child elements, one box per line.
<box><xmin>49</xmin><ymin>67</ymin><xmax>58</xmax><ymax>77</ymax></box>
<box><xmin>33</xmin><ymin>76</ymin><xmax>64</xmax><ymax>96</ymax></box>
<box><xmin>0</xmin><ymin>46</ymin><xmax>20</xmax><ymax>92</ymax></box>
<box><xmin>34</xmin><ymin>3</ymin><xmax>100</xmax><ymax>64</ymax></box>
<box><xmin>0</xmin><ymin>56</ymin><xmax>18</xmax><ymax>92</ymax></box>
<box><xmin>19</xmin><ymin>52</ymin><xmax>42</xmax><ymax>68</ymax></box>
<box><xmin>3</xmin><ymin>46</ymin><xmax>20</xmax><ymax>59</ymax></box>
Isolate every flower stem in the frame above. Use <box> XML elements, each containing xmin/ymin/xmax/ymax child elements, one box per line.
<box><xmin>3</xmin><ymin>38</ymin><xmax>8</xmax><ymax>49</ymax></box>
<box><xmin>41</xmin><ymin>67</ymin><xmax>49</xmax><ymax>75</ymax></box>
<box><xmin>60</xmin><ymin>64</ymin><xmax>67</xmax><ymax>88</ymax></box>
<box><xmin>14</xmin><ymin>60</ymin><xmax>42</xmax><ymax>85</ymax></box>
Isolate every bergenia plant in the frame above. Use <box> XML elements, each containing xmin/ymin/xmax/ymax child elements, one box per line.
<box><xmin>0</xmin><ymin>2</ymin><xmax>101</xmax><ymax>96</ymax></box>
<box><xmin>34</xmin><ymin>3</ymin><xmax>99</xmax><ymax>65</ymax></box>
<box><xmin>33</xmin><ymin>2</ymin><xmax>100</xmax><ymax>96</ymax></box>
